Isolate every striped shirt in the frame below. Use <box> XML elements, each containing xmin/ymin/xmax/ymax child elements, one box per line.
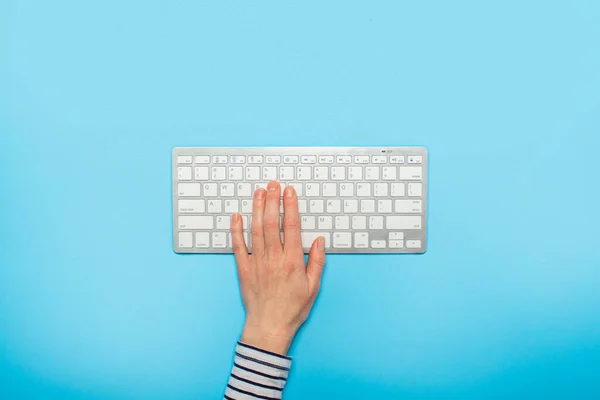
<box><xmin>224</xmin><ymin>342</ymin><xmax>292</xmax><ymax>400</ymax></box>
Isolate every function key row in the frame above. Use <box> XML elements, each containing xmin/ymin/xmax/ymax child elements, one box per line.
<box><xmin>177</xmin><ymin>155</ymin><xmax>423</xmax><ymax>165</ymax></box>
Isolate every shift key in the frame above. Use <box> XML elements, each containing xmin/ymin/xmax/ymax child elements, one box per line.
<box><xmin>386</xmin><ymin>216</ymin><xmax>422</xmax><ymax>229</ymax></box>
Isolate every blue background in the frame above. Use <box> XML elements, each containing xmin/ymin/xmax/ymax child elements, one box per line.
<box><xmin>1</xmin><ymin>1</ymin><xmax>599</xmax><ymax>399</ymax></box>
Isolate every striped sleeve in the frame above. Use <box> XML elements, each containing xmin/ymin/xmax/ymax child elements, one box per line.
<box><xmin>224</xmin><ymin>341</ymin><xmax>292</xmax><ymax>400</ymax></box>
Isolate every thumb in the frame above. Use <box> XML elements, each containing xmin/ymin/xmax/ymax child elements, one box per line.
<box><xmin>306</xmin><ymin>236</ymin><xmax>326</xmax><ymax>293</ymax></box>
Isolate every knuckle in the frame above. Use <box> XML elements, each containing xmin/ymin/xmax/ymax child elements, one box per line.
<box><xmin>264</xmin><ymin>218</ymin><xmax>279</xmax><ymax>230</ymax></box>
<box><xmin>283</xmin><ymin>260</ymin><xmax>297</xmax><ymax>270</ymax></box>
<box><xmin>283</xmin><ymin>218</ymin><xmax>299</xmax><ymax>230</ymax></box>
<box><xmin>251</xmin><ymin>226</ymin><xmax>263</xmax><ymax>236</ymax></box>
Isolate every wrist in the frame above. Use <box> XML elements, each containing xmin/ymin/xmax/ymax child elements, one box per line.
<box><xmin>241</xmin><ymin>323</ymin><xmax>296</xmax><ymax>355</ymax></box>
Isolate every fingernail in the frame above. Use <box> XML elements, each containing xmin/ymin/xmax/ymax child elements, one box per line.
<box><xmin>318</xmin><ymin>237</ymin><xmax>325</xmax><ymax>251</ymax></box>
<box><xmin>284</xmin><ymin>186</ymin><xmax>295</xmax><ymax>198</ymax></box>
<box><xmin>255</xmin><ymin>188</ymin><xmax>265</xmax><ymax>199</ymax></box>
<box><xmin>267</xmin><ymin>181</ymin><xmax>279</xmax><ymax>191</ymax></box>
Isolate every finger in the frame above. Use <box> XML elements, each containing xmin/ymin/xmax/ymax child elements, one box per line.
<box><xmin>251</xmin><ymin>188</ymin><xmax>266</xmax><ymax>257</ymax></box>
<box><xmin>282</xmin><ymin>186</ymin><xmax>302</xmax><ymax>253</ymax></box>
<box><xmin>231</xmin><ymin>213</ymin><xmax>250</xmax><ymax>271</ymax></box>
<box><xmin>306</xmin><ymin>237</ymin><xmax>326</xmax><ymax>294</ymax></box>
<box><xmin>263</xmin><ymin>181</ymin><xmax>283</xmax><ymax>255</ymax></box>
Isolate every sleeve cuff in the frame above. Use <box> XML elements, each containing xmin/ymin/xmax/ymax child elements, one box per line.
<box><xmin>224</xmin><ymin>341</ymin><xmax>292</xmax><ymax>399</ymax></box>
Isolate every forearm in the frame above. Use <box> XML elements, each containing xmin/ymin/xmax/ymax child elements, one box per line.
<box><xmin>224</xmin><ymin>341</ymin><xmax>292</xmax><ymax>400</ymax></box>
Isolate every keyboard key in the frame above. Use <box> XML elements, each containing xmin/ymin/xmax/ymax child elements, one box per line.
<box><xmin>178</xmin><ymin>199</ymin><xmax>205</xmax><ymax>213</ymax></box>
<box><xmin>280</xmin><ymin>166</ymin><xmax>294</xmax><ymax>180</ymax></box>
<box><xmin>310</xmin><ymin>200</ymin><xmax>324</xmax><ymax>213</ymax></box>
<box><xmin>248</xmin><ymin>155</ymin><xmax>263</xmax><ymax>164</ymax></box>
<box><xmin>178</xmin><ymin>216</ymin><xmax>213</xmax><ymax>230</ymax></box>
<box><xmin>207</xmin><ymin>200</ymin><xmax>223</xmax><ymax>213</ymax></box>
<box><xmin>230</xmin><ymin>155</ymin><xmax>246</xmax><ymax>164</ymax></box>
<box><xmin>229</xmin><ymin>167</ymin><xmax>243</xmax><ymax>180</ymax></box>
<box><xmin>314</xmin><ymin>166</ymin><xmax>329</xmax><ymax>181</ymax></box>
<box><xmin>318</xmin><ymin>216</ymin><xmax>333</xmax><ymax>229</ymax></box>
<box><xmin>297</xmin><ymin>166</ymin><xmax>312</xmax><ymax>180</ymax></box>
<box><xmin>306</xmin><ymin>183</ymin><xmax>320</xmax><ymax>197</ymax></box>
<box><xmin>382</xmin><ymin>166</ymin><xmax>397</xmax><ymax>180</ymax></box>
<box><xmin>348</xmin><ymin>166</ymin><xmax>362</xmax><ymax>180</ymax></box>
<box><xmin>288</xmin><ymin>182</ymin><xmax>303</xmax><ymax>196</ymax></box>
<box><xmin>266</xmin><ymin>155</ymin><xmax>281</xmax><ymax>164</ymax></box>
<box><xmin>374</xmin><ymin>183</ymin><xmax>388</xmax><ymax>197</ymax></box>
<box><xmin>220</xmin><ymin>183</ymin><xmax>235</xmax><ymax>197</ymax></box>
<box><xmin>246</xmin><ymin>167</ymin><xmax>260</xmax><ymax>180</ymax></box>
<box><xmin>335</xmin><ymin>216</ymin><xmax>349</xmax><ymax>229</ymax></box>
<box><xmin>322</xmin><ymin>182</ymin><xmax>337</xmax><ymax>197</ymax></box>
<box><xmin>283</xmin><ymin>155</ymin><xmax>299</xmax><ymax>163</ymax></box>
<box><xmin>378</xmin><ymin>199</ymin><xmax>393</xmax><ymax>213</ymax></box>
<box><xmin>195</xmin><ymin>155</ymin><xmax>210</xmax><ymax>164</ymax></box>
<box><xmin>354</xmin><ymin>155</ymin><xmax>369</xmax><ymax>164</ymax></box>
<box><xmin>331</xmin><ymin>166</ymin><xmax>345</xmax><ymax>180</ymax></box>
<box><xmin>178</xmin><ymin>167</ymin><xmax>192</xmax><ymax>180</ymax></box>
<box><xmin>301</xmin><ymin>216</ymin><xmax>316</xmax><ymax>230</ymax></box>
<box><xmin>340</xmin><ymin>183</ymin><xmax>354</xmax><ymax>197</ymax></box>
<box><xmin>369</xmin><ymin>216</ymin><xmax>384</xmax><ymax>229</ymax></box>
<box><xmin>216</xmin><ymin>215</ymin><xmax>231</xmax><ymax>229</ymax></box>
<box><xmin>365</xmin><ymin>167</ymin><xmax>379</xmax><ymax>180</ymax></box>
<box><xmin>224</xmin><ymin>199</ymin><xmax>239</xmax><ymax>213</ymax></box>
<box><xmin>178</xmin><ymin>155</ymin><xmax>193</xmax><ymax>164</ymax></box>
<box><xmin>241</xmin><ymin>199</ymin><xmax>253</xmax><ymax>213</ymax></box>
<box><xmin>386</xmin><ymin>216</ymin><xmax>422</xmax><ymax>229</ymax></box>
<box><xmin>237</xmin><ymin>183</ymin><xmax>252</xmax><ymax>197</ymax></box>
<box><xmin>391</xmin><ymin>183</ymin><xmax>405</xmax><ymax>197</ymax></box>
<box><xmin>301</xmin><ymin>232</ymin><xmax>331</xmax><ymax>248</ymax></box>
<box><xmin>195</xmin><ymin>167</ymin><xmax>209</xmax><ymax>180</ymax></box>
<box><xmin>298</xmin><ymin>199</ymin><xmax>307</xmax><ymax>213</ymax></box>
<box><xmin>372</xmin><ymin>155</ymin><xmax>387</xmax><ymax>164</ymax></box>
<box><xmin>389</xmin><ymin>232</ymin><xmax>404</xmax><ymax>240</ymax></box>
<box><xmin>408</xmin><ymin>183</ymin><xmax>422</xmax><ymax>197</ymax></box>
<box><xmin>390</xmin><ymin>155</ymin><xmax>404</xmax><ymax>164</ymax></box>
<box><xmin>178</xmin><ymin>232</ymin><xmax>193</xmax><ymax>247</ymax></box>
<box><xmin>195</xmin><ymin>232</ymin><xmax>210</xmax><ymax>248</ymax></box>
<box><xmin>212</xmin><ymin>156</ymin><xmax>228</xmax><ymax>164</ymax></box>
<box><xmin>263</xmin><ymin>166</ymin><xmax>277</xmax><ymax>180</ymax></box>
<box><xmin>371</xmin><ymin>240</ymin><xmax>386</xmax><ymax>248</ymax></box>
<box><xmin>344</xmin><ymin>199</ymin><xmax>358</xmax><ymax>213</ymax></box>
<box><xmin>333</xmin><ymin>232</ymin><xmax>352</xmax><ymax>248</ymax></box>
<box><xmin>354</xmin><ymin>232</ymin><xmax>369</xmax><ymax>248</ymax></box>
<box><xmin>336</xmin><ymin>155</ymin><xmax>352</xmax><ymax>164</ymax></box>
<box><xmin>319</xmin><ymin>155</ymin><xmax>334</xmax><ymax>164</ymax></box>
<box><xmin>361</xmin><ymin>200</ymin><xmax>375</xmax><ymax>213</ymax></box>
<box><xmin>356</xmin><ymin>183</ymin><xmax>371</xmax><ymax>197</ymax></box>
<box><xmin>352</xmin><ymin>216</ymin><xmax>367</xmax><ymax>230</ymax></box>
<box><xmin>202</xmin><ymin>183</ymin><xmax>218</xmax><ymax>196</ymax></box>
<box><xmin>406</xmin><ymin>239</ymin><xmax>422</xmax><ymax>248</ymax></box>
<box><xmin>212</xmin><ymin>167</ymin><xmax>226</xmax><ymax>180</ymax></box>
<box><xmin>389</xmin><ymin>240</ymin><xmax>404</xmax><ymax>248</ymax></box>
<box><xmin>407</xmin><ymin>156</ymin><xmax>422</xmax><ymax>164</ymax></box>
<box><xmin>395</xmin><ymin>200</ymin><xmax>422</xmax><ymax>213</ymax></box>
<box><xmin>254</xmin><ymin>182</ymin><xmax>268</xmax><ymax>191</ymax></box>
<box><xmin>178</xmin><ymin>183</ymin><xmax>201</xmax><ymax>197</ymax></box>
<box><xmin>301</xmin><ymin>155</ymin><xmax>317</xmax><ymax>164</ymax></box>
<box><xmin>326</xmin><ymin>199</ymin><xmax>341</xmax><ymax>213</ymax></box>
<box><xmin>212</xmin><ymin>232</ymin><xmax>226</xmax><ymax>248</ymax></box>
<box><xmin>400</xmin><ymin>166</ymin><xmax>422</xmax><ymax>180</ymax></box>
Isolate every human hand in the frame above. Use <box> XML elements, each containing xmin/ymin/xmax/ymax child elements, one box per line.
<box><xmin>230</xmin><ymin>180</ymin><xmax>326</xmax><ymax>355</ymax></box>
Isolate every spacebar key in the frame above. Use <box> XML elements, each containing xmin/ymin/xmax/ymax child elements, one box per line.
<box><xmin>301</xmin><ymin>232</ymin><xmax>331</xmax><ymax>248</ymax></box>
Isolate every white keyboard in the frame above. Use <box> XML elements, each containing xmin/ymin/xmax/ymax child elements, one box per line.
<box><xmin>172</xmin><ymin>147</ymin><xmax>428</xmax><ymax>254</ymax></box>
